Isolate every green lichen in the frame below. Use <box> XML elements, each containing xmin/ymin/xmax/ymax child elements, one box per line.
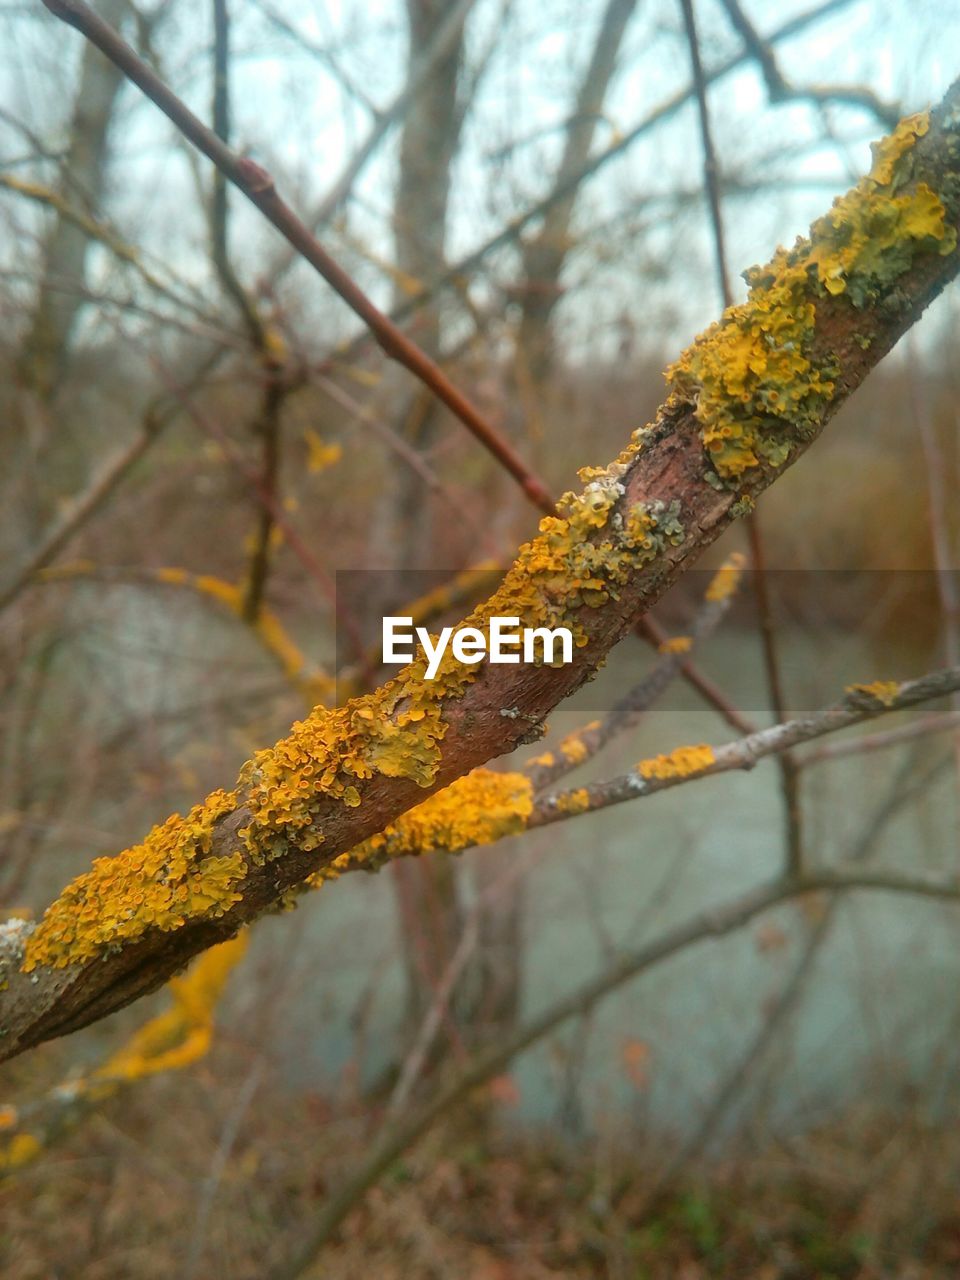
<box><xmin>667</xmin><ymin>110</ymin><xmax>956</xmax><ymax>481</ymax></box>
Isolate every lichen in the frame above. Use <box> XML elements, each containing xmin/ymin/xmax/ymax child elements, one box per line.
<box><xmin>95</xmin><ymin>934</ymin><xmax>247</xmax><ymax>1080</ymax></box>
<box><xmin>666</xmin><ymin>109</ymin><xmax>955</xmax><ymax>481</ymax></box>
<box><xmin>705</xmin><ymin>552</ymin><xmax>747</xmax><ymax>602</ymax></box>
<box><xmin>659</xmin><ymin>635</ymin><xmax>692</xmax><ymax>654</ymax></box>
<box><xmin>0</xmin><ymin>1132</ymin><xmax>41</xmax><ymax>1173</ymax></box>
<box><xmin>846</xmin><ymin>680</ymin><xmax>901</xmax><ymax>707</ymax></box>
<box><xmin>560</xmin><ymin>725</ymin><xmax>599</xmax><ymax>764</ymax></box>
<box><xmin>306</xmin><ymin>769</ymin><xmax>534</xmax><ymax>884</ymax></box>
<box><xmin>638</xmin><ymin>744</ymin><xmax>716</xmax><ymax>780</ymax></box>
<box><xmin>553</xmin><ymin>788</ymin><xmax>591</xmax><ymax>815</ymax></box>
<box><xmin>23</xmin><ymin>791</ymin><xmax>244</xmax><ymax>970</ymax></box>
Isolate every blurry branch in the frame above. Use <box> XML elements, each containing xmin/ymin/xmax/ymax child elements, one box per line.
<box><xmin>0</xmin><ymin>266</ymin><xmax>245</xmax><ymax>349</ymax></box>
<box><xmin>0</xmin><ymin>936</ymin><xmax>247</xmax><ymax>1176</ymax></box>
<box><xmin>278</xmin><ymin>859</ymin><xmax>960</xmax><ymax>1274</ymax></box>
<box><xmin>718</xmin><ymin>0</ymin><xmax>900</xmax><ymax>128</ymax></box>
<box><xmin>801</xmin><ymin>709</ymin><xmax>960</xmax><ymax>765</ymax></box>
<box><xmin>312</xmin><ymin>376</ymin><xmax>501</xmax><ymax>559</ymax></box>
<box><xmin>252</xmin><ymin>0</ymin><xmax>379</xmax><ymax>117</ymax></box>
<box><xmin>0</xmin><ymin>630</ymin><xmax>67</xmax><ymax>908</ymax></box>
<box><xmin>17</xmin><ymin>0</ymin><xmax>144</xmax><ymax>399</ymax></box>
<box><xmin>679</xmin><ymin>0</ymin><xmax>803</xmax><ymax>876</ymax></box>
<box><xmin>515</xmin><ymin>0</ymin><xmax>640</xmax><ymax>380</ymax></box>
<box><xmin>143</xmin><ymin>356</ymin><xmax>371</xmax><ymax>673</ymax></box>
<box><xmin>184</xmin><ymin>1056</ymin><xmax>265</xmax><ymax>1280</ymax></box>
<box><xmin>646</xmin><ymin>744</ymin><xmax>951</xmax><ymax>1198</ymax></box>
<box><xmin>209</xmin><ymin>0</ymin><xmax>291</xmax><ymax>626</ymax></box>
<box><xmin>33</xmin><ymin>562</ymin><xmax>333</xmax><ymax>705</ymax></box>
<box><xmin>361</xmin><ymin>0</ymin><xmax>861</xmax><ymax>341</ymax></box>
<box><xmin>0</xmin><ymin>104</ymin><xmax>64</xmax><ymax>166</ymax></box>
<box><xmin>909</xmin><ymin>343</ymin><xmax>960</xmax><ymax>805</ymax></box>
<box><xmin>263</xmin><ymin>0</ymin><xmax>479</xmax><ymax>253</ymax></box>
<box><xmin>533</xmin><ymin>669</ymin><xmax>960</xmax><ymax>827</ymax></box>
<box><xmin>633</xmin><ymin>610</ymin><xmax>755</xmax><ymax>735</ymax></box>
<box><xmin>210</xmin><ymin>0</ymin><xmax>265</xmax><ymax>350</ymax></box>
<box><xmin>526</xmin><ymin>553</ymin><xmax>749</xmax><ymax>793</ymax></box>
<box><xmin>0</xmin><ymin>423</ymin><xmax>163</xmax><ymax>616</ymax></box>
<box><xmin>385</xmin><ymin>832</ymin><xmax>539</xmax><ymax>1120</ymax></box>
<box><xmin>679</xmin><ymin>0</ymin><xmax>732</xmax><ymax>306</ymax></box>
<box><xmin>0</xmin><ymin>172</ymin><xmax>206</xmax><ymax>319</ymax></box>
<box><xmin>240</xmin><ymin>373</ymin><xmax>287</xmax><ymax>623</ymax></box>
<box><xmin>41</xmin><ymin>0</ymin><xmax>554</xmax><ymax>514</ymax></box>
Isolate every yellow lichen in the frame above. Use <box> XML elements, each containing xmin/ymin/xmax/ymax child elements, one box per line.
<box><xmin>638</xmin><ymin>744</ymin><xmax>716</xmax><ymax>780</ymax></box>
<box><xmin>666</xmin><ymin>108</ymin><xmax>955</xmax><ymax>480</ymax></box>
<box><xmin>553</xmin><ymin>788</ymin><xmax>591</xmax><ymax>815</ymax></box>
<box><xmin>23</xmin><ymin>791</ymin><xmax>244</xmax><ymax>970</ymax></box>
<box><xmin>307</xmin><ymin>769</ymin><xmax>534</xmax><ymax>884</ymax></box>
<box><xmin>96</xmin><ymin>935</ymin><xmax>247</xmax><ymax>1080</ymax></box>
<box><xmin>705</xmin><ymin>552</ymin><xmax>747</xmax><ymax>602</ymax></box>
<box><xmin>659</xmin><ymin>635</ymin><xmax>692</xmax><ymax>654</ymax></box>
<box><xmin>559</xmin><ymin>731</ymin><xmax>589</xmax><ymax>764</ymax></box>
<box><xmin>304</xmin><ymin>428</ymin><xmax>342</xmax><ymax>475</ymax></box>
<box><xmin>846</xmin><ymin>680</ymin><xmax>901</xmax><ymax>707</ymax></box>
<box><xmin>0</xmin><ymin>1132</ymin><xmax>41</xmax><ymax>1173</ymax></box>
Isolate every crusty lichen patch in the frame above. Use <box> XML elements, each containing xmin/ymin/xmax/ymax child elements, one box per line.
<box><xmin>552</xmin><ymin>788</ymin><xmax>592</xmax><ymax>815</ymax></box>
<box><xmin>22</xmin><ymin>790</ymin><xmax>244</xmax><ymax>970</ymax></box>
<box><xmin>638</xmin><ymin>744</ymin><xmax>716</xmax><ymax>781</ymax></box>
<box><xmin>846</xmin><ymin>679</ymin><xmax>901</xmax><ymax>707</ymax></box>
<box><xmin>307</xmin><ymin>769</ymin><xmax>534</xmax><ymax>885</ymax></box>
<box><xmin>667</xmin><ymin>110</ymin><xmax>956</xmax><ymax>481</ymax></box>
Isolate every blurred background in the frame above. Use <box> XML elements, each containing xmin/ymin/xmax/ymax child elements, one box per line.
<box><xmin>1</xmin><ymin>0</ymin><xmax>960</xmax><ymax>1275</ymax></box>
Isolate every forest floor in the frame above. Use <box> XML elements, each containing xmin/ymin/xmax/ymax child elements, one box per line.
<box><xmin>1</xmin><ymin>1047</ymin><xmax>958</xmax><ymax>1279</ymax></box>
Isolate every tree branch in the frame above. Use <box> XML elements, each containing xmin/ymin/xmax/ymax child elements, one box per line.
<box><xmin>2</xmin><ymin>72</ymin><xmax>958</xmax><ymax>1063</ymax></box>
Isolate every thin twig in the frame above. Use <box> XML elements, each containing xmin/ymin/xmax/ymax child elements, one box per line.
<box><xmin>41</xmin><ymin>0</ymin><xmax>554</xmax><ymax>514</ymax></box>
<box><xmin>0</xmin><ymin>425</ymin><xmax>161</xmax><ymax>616</ymax></box>
<box><xmin>718</xmin><ymin>0</ymin><xmax>900</xmax><ymax>128</ymax></box>
<box><xmin>527</xmin><ymin>553</ymin><xmax>748</xmax><ymax>793</ymax></box>
<box><xmin>801</xmin><ymin>710</ymin><xmax>960</xmax><ymax>766</ymax></box>
<box><xmin>533</xmin><ymin>667</ymin><xmax>960</xmax><ymax>827</ymax></box>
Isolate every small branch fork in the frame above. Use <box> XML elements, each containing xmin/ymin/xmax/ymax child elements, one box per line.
<box><xmin>40</xmin><ymin>0</ymin><xmax>555</xmax><ymax>515</ymax></box>
<box><xmin>718</xmin><ymin>0</ymin><xmax>900</xmax><ymax>128</ymax></box>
